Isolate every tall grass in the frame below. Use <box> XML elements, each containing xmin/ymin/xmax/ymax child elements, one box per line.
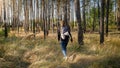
<box><xmin>0</xmin><ymin>32</ymin><xmax>120</xmax><ymax>68</ymax></box>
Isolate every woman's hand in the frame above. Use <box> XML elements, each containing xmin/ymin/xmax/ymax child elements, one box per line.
<box><xmin>71</xmin><ymin>38</ymin><xmax>73</xmax><ymax>42</ymax></box>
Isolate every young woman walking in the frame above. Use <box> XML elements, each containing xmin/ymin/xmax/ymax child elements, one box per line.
<box><xmin>58</xmin><ymin>21</ymin><xmax>73</xmax><ymax>60</ymax></box>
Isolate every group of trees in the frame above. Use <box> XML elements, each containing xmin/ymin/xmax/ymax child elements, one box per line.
<box><xmin>0</xmin><ymin>0</ymin><xmax>120</xmax><ymax>45</ymax></box>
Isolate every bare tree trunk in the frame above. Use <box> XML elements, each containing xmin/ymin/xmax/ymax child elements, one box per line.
<box><xmin>51</xmin><ymin>0</ymin><xmax>55</xmax><ymax>33</ymax></box>
<box><xmin>36</xmin><ymin>0</ymin><xmax>40</xmax><ymax>33</ymax></box>
<box><xmin>46</xmin><ymin>0</ymin><xmax>49</xmax><ymax>36</ymax></box>
<box><xmin>30</xmin><ymin>0</ymin><xmax>33</xmax><ymax>32</ymax></box>
<box><xmin>83</xmin><ymin>0</ymin><xmax>86</xmax><ymax>33</ymax></box>
<box><xmin>98</xmin><ymin>0</ymin><xmax>100</xmax><ymax>33</ymax></box>
<box><xmin>100</xmin><ymin>0</ymin><xmax>105</xmax><ymax>44</ymax></box>
<box><xmin>117</xmin><ymin>0</ymin><xmax>120</xmax><ymax>30</ymax></box>
<box><xmin>106</xmin><ymin>0</ymin><xmax>110</xmax><ymax>36</ymax></box>
<box><xmin>93</xmin><ymin>0</ymin><xmax>96</xmax><ymax>31</ymax></box>
<box><xmin>74</xmin><ymin>0</ymin><xmax>84</xmax><ymax>45</ymax></box>
<box><xmin>48</xmin><ymin>1</ymin><xmax>50</xmax><ymax>31</ymax></box>
<box><xmin>43</xmin><ymin>0</ymin><xmax>46</xmax><ymax>39</ymax></box>
<box><xmin>24</xmin><ymin>0</ymin><xmax>29</xmax><ymax>33</ymax></box>
<box><xmin>3</xmin><ymin>0</ymin><xmax>8</xmax><ymax>38</ymax></box>
<box><xmin>33</xmin><ymin>0</ymin><xmax>36</xmax><ymax>37</ymax></box>
<box><xmin>12</xmin><ymin>0</ymin><xmax>16</xmax><ymax>31</ymax></box>
<box><xmin>17</xmin><ymin>0</ymin><xmax>22</xmax><ymax>34</ymax></box>
<box><xmin>63</xmin><ymin>0</ymin><xmax>68</xmax><ymax>25</ymax></box>
<box><xmin>67</xmin><ymin>0</ymin><xmax>70</xmax><ymax>23</ymax></box>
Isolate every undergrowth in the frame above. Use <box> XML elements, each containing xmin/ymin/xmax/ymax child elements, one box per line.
<box><xmin>0</xmin><ymin>32</ymin><xmax>120</xmax><ymax>68</ymax></box>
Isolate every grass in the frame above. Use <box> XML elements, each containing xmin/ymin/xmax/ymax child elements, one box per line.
<box><xmin>0</xmin><ymin>31</ymin><xmax>120</xmax><ymax>68</ymax></box>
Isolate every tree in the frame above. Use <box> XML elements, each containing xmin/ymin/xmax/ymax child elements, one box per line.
<box><xmin>93</xmin><ymin>0</ymin><xmax>96</xmax><ymax>31</ymax></box>
<box><xmin>24</xmin><ymin>0</ymin><xmax>29</xmax><ymax>33</ymax></box>
<box><xmin>51</xmin><ymin>0</ymin><xmax>55</xmax><ymax>33</ymax></box>
<box><xmin>17</xmin><ymin>0</ymin><xmax>22</xmax><ymax>33</ymax></box>
<box><xmin>63</xmin><ymin>0</ymin><xmax>68</xmax><ymax>25</ymax></box>
<box><xmin>74</xmin><ymin>0</ymin><xmax>84</xmax><ymax>45</ymax></box>
<box><xmin>98</xmin><ymin>0</ymin><xmax>100</xmax><ymax>33</ymax></box>
<box><xmin>12</xmin><ymin>0</ymin><xmax>16</xmax><ymax>30</ymax></box>
<box><xmin>100</xmin><ymin>0</ymin><xmax>105</xmax><ymax>44</ymax></box>
<box><xmin>117</xmin><ymin>0</ymin><xmax>120</xmax><ymax>30</ymax></box>
<box><xmin>83</xmin><ymin>0</ymin><xmax>86</xmax><ymax>33</ymax></box>
<box><xmin>42</xmin><ymin>0</ymin><xmax>47</xmax><ymax>39</ymax></box>
<box><xmin>106</xmin><ymin>0</ymin><xmax>110</xmax><ymax>36</ymax></box>
<box><xmin>3</xmin><ymin>0</ymin><xmax>8</xmax><ymax>38</ymax></box>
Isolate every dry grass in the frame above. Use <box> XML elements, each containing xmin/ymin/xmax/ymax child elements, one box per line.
<box><xmin>0</xmin><ymin>31</ymin><xmax>120</xmax><ymax>68</ymax></box>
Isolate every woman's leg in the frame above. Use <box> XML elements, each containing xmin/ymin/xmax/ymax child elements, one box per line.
<box><xmin>61</xmin><ymin>40</ymin><xmax>69</xmax><ymax>57</ymax></box>
<box><xmin>61</xmin><ymin>41</ymin><xmax>67</xmax><ymax>57</ymax></box>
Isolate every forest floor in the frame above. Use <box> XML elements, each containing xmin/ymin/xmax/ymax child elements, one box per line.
<box><xmin>0</xmin><ymin>30</ymin><xmax>120</xmax><ymax>68</ymax></box>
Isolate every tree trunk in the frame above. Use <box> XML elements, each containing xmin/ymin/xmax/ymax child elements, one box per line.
<box><xmin>3</xmin><ymin>0</ymin><xmax>8</xmax><ymax>38</ymax></box>
<box><xmin>33</xmin><ymin>0</ymin><xmax>36</xmax><ymax>37</ymax></box>
<box><xmin>100</xmin><ymin>0</ymin><xmax>105</xmax><ymax>44</ymax></box>
<box><xmin>67</xmin><ymin>0</ymin><xmax>70</xmax><ymax>23</ymax></box>
<box><xmin>93</xmin><ymin>0</ymin><xmax>96</xmax><ymax>31</ymax></box>
<box><xmin>51</xmin><ymin>0</ymin><xmax>54</xmax><ymax>33</ymax></box>
<box><xmin>83</xmin><ymin>0</ymin><xmax>86</xmax><ymax>33</ymax></box>
<box><xmin>46</xmin><ymin>0</ymin><xmax>49</xmax><ymax>36</ymax></box>
<box><xmin>106</xmin><ymin>0</ymin><xmax>110</xmax><ymax>36</ymax></box>
<box><xmin>30</xmin><ymin>0</ymin><xmax>33</xmax><ymax>32</ymax></box>
<box><xmin>17</xmin><ymin>0</ymin><xmax>22</xmax><ymax>34</ymax></box>
<box><xmin>64</xmin><ymin>0</ymin><xmax>68</xmax><ymax>25</ymax></box>
<box><xmin>24</xmin><ymin>0</ymin><xmax>29</xmax><ymax>33</ymax></box>
<box><xmin>74</xmin><ymin>0</ymin><xmax>84</xmax><ymax>45</ymax></box>
<box><xmin>117</xmin><ymin>0</ymin><xmax>120</xmax><ymax>30</ymax></box>
<box><xmin>98</xmin><ymin>0</ymin><xmax>100</xmax><ymax>33</ymax></box>
<box><xmin>12</xmin><ymin>0</ymin><xmax>16</xmax><ymax>30</ymax></box>
<box><xmin>43</xmin><ymin>0</ymin><xmax>46</xmax><ymax>39</ymax></box>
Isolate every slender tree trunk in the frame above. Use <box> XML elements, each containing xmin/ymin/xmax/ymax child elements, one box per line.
<box><xmin>74</xmin><ymin>0</ymin><xmax>84</xmax><ymax>45</ymax></box>
<box><xmin>98</xmin><ymin>0</ymin><xmax>100</xmax><ymax>33</ymax></box>
<box><xmin>83</xmin><ymin>0</ymin><xmax>86</xmax><ymax>33</ymax></box>
<box><xmin>30</xmin><ymin>0</ymin><xmax>33</xmax><ymax>32</ymax></box>
<box><xmin>106</xmin><ymin>0</ymin><xmax>110</xmax><ymax>36</ymax></box>
<box><xmin>46</xmin><ymin>0</ymin><xmax>49</xmax><ymax>36</ymax></box>
<box><xmin>93</xmin><ymin>0</ymin><xmax>96</xmax><ymax>31</ymax></box>
<box><xmin>47</xmin><ymin>0</ymin><xmax>50</xmax><ymax>31</ymax></box>
<box><xmin>17</xmin><ymin>0</ymin><xmax>21</xmax><ymax>34</ymax></box>
<box><xmin>68</xmin><ymin>0</ymin><xmax>70</xmax><ymax>23</ymax></box>
<box><xmin>52</xmin><ymin>0</ymin><xmax>54</xmax><ymax>33</ymax></box>
<box><xmin>36</xmin><ymin>0</ymin><xmax>40</xmax><ymax>33</ymax></box>
<box><xmin>24</xmin><ymin>0</ymin><xmax>29</xmax><ymax>33</ymax></box>
<box><xmin>64</xmin><ymin>0</ymin><xmax>68</xmax><ymax>25</ymax></box>
<box><xmin>33</xmin><ymin>0</ymin><xmax>36</xmax><ymax>37</ymax></box>
<box><xmin>56</xmin><ymin>0</ymin><xmax>60</xmax><ymax>38</ymax></box>
<box><xmin>117</xmin><ymin>0</ymin><xmax>120</xmax><ymax>30</ymax></box>
<box><xmin>100</xmin><ymin>0</ymin><xmax>105</xmax><ymax>44</ymax></box>
<box><xmin>114</xmin><ymin>0</ymin><xmax>117</xmax><ymax>24</ymax></box>
<box><xmin>43</xmin><ymin>0</ymin><xmax>46</xmax><ymax>39</ymax></box>
<box><xmin>3</xmin><ymin>0</ymin><xmax>8</xmax><ymax>38</ymax></box>
<box><xmin>12</xmin><ymin>0</ymin><xmax>16</xmax><ymax>31</ymax></box>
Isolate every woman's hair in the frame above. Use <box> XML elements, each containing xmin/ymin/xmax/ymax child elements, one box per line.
<box><xmin>60</xmin><ymin>21</ymin><xmax>66</xmax><ymax>27</ymax></box>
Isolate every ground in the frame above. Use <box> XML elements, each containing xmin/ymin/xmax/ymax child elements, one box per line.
<box><xmin>0</xmin><ymin>30</ymin><xmax>120</xmax><ymax>68</ymax></box>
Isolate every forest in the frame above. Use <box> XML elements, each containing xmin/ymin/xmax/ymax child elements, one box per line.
<box><xmin>0</xmin><ymin>0</ymin><xmax>120</xmax><ymax>68</ymax></box>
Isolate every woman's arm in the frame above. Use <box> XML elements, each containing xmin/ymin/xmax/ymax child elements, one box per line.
<box><xmin>57</xmin><ymin>29</ymin><xmax>61</xmax><ymax>41</ymax></box>
<box><xmin>68</xmin><ymin>25</ymin><xmax>73</xmax><ymax>42</ymax></box>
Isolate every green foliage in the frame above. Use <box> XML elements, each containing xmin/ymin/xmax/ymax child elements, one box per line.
<box><xmin>70</xmin><ymin>21</ymin><xmax>77</xmax><ymax>29</ymax></box>
<box><xmin>39</xmin><ymin>21</ymin><xmax>44</xmax><ymax>31</ymax></box>
<box><xmin>0</xmin><ymin>27</ymin><xmax>10</xmax><ymax>37</ymax></box>
<box><xmin>0</xmin><ymin>28</ymin><xmax>4</xmax><ymax>36</ymax></box>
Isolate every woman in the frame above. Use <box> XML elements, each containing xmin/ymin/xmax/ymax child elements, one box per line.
<box><xmin>58</xmin><ymin>21</ymin><xmax>73</xmax><ymax>60</ymax></box>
